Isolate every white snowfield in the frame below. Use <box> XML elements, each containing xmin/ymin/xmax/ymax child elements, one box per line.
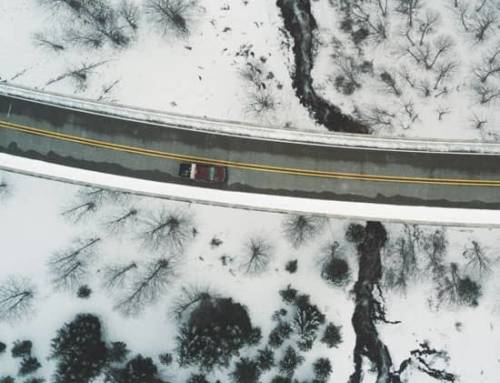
<box><xmin>2</xmin><ymin>82</ymin><xmax>500</xmax><ymax>155</ymax></box>
<box><xmin>2</xmin><ymin>152</ymin><xmax>500</xmax><ymax>227</ymax></box>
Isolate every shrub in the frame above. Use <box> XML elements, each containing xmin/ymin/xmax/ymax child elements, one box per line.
<box><xmin>230</xmin><ymin>357</ymin><xmax>261</xmax><ymax>383</ymax></box>
<box><xmin>345</xmin><ymin>223</ymin><xmax>366</xmax><ymax>244</ymax></box>
<box><xmin>292</xmin><ymin>295</ymin><xmax>325</xmax><ymax>351</ymax></box>
<box><xmin>279</xmin><ymin>346</ymin><xmax>304</xmax><ymax>377</ymax></box>
<box><xmin>186</xmin><ymin>375</ymin><xmax>209</xmax><ymax>383</ymax></box>
<box><xmin>19</xmin><ymin>356</ymin><xmax>42</xmax><ymax>376</ymax></box>
<box><xmin>313</xmin><ymin>357</ymin><xmax>332</xmax><ymax>383</ymax></box>
<box><xmin>0</xmin><ymin>377</ymin><xmax>14</xmax><ymax>383</ymax></box>
<box><xmin>257</xmin><ymin>347</ymin><xmax>275</xmax><ymax>371</ymax></box>
<box><xmin>111</xmin><ymin>354</ymin><xmax>165</xmax><ymax>383</ymax></box>
<box><xmin>23</xmin><ymin>378</ymin><xmax>45</xmax><ymax>383</ymax></box>
<box><xmin>268</xmin><ymin>321</ymin><xmax>293</xmax><ymax>348</ymax></box>
<box><xmin>12</xmin><ymin>340</ymin><xmax>32</xmax><ymax>358</ymax></box>
<box><xmin>108</xmin><ymin>341</ymin><xmax>129</xmax><ymax>363</ymax></box>
<box><xmin>285</xmin><ymin>260</ymin><xmax>298</xmax><ymax>274</ymax></box>
<box><xmin>279</xmin><ymin>285</ymin><xmax>298</xmax><ymax>304</ymax></box>
<box><xmin>50</xmin><ymin>314</ymin><xmax>108</xmax><ymax>383</ymax></box>
<box><xmin>77</xmin><ymin>285</ymin><xmax>92</xmax><ymax>299</ymax></box>
<box><xmin>352</xmin><ymin>27</ymin><xmax>369</xmax><ymax>45</ymax></box>
<box><xmin>177</xmin><ymin>296</ymin><xmax>261</xmax><ymax>370</ymax></box>
<box><xmin>321</xmin><ymin>246</ymin><xmax>350</xmax><ymax>286</ymax></box>
<box><xmin>241</xmin><ymin>236</ymin><xmax>273</xmax><ymax>274</ymax></box>
<box><xmin>145</xmin><ymin>0</ymin><xmax>200</xmax><ymax>37</ymax></box>
<box><xmin>457</xmin><ymin>277</ymin><xmax>481</xmax><ymax>307</ymax></box>
<box><xmin>321</xmin><ymin>323</ymin><xmax>342</xmax><ymax>348</ymax></box>
<box><xmin>0</xmin><ymin>342</ymin><xmax>5</xmax><ymax>354</ymax></box>
<box><xmin>282</xmin><ymin>215</ymin><xmax>326</xmax><ymax>248</ymax></box>
<box><xmin>270</xmin><ymin>377</ymin><xmax>291</xmax><ymax>383</ymax></box>
<box><xmin>159</xmin><ymin>353</ymin><xmax>173</xmax><ymax>366</ymax></box>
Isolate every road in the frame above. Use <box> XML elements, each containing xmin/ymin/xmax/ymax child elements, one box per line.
<box><xmin>1</xmin><ymin>89</ymin><xmax>500</xmax><ymax>209</ymax></box>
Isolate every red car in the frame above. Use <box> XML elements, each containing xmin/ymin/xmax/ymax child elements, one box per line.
<box><xmin>179</xmin><ymin>163</ymin><xmax>228</xmax><ymax>183</ymax></box>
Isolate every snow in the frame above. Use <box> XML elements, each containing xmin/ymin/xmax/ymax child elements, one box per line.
<box><xmin>0</xmin><ymin>0</ymin><xmax>499</xmax><ymax>141</ymax></box>
<box><xmin>3</xmin><ymin>152</ymin><xmax>500</xmax><ymax>226</ymax></box>
<box><xmin>1</xmin><ymin>164</ymin><xmax>500</xmax><ymax>382</ymax></box>
<box><xmin>4</xmin><ymin>82</ymin><xmax>500</xmax><ymax>154</ymax></box>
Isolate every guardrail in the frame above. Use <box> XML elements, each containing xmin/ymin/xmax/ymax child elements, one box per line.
<box><xmin>1</xmin><ymin>82</ymin><xmax>499</xmax><ymax>154</ymax></box>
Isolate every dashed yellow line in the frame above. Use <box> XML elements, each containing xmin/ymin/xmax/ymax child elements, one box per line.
<box><xmin>1</xmin><ymin>119</ymin><xmax>499</xmax><ymax>187</ymax></box>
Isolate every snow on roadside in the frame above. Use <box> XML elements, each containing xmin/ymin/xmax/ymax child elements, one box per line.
<box><xmin>2</xmin><ymin>152</ymin><xmax>500</xmax><ymax>226</ymax></box>
<box><xmin>0</xmin><ymin>157</ymin><xmax>500</xmax><ymax>381</ymax></box>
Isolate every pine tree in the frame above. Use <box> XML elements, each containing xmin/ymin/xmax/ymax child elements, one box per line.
<box><xmin>50</xmin><ymin>314</ymin><xmax>108</xmax><ymax>383</ymax></box>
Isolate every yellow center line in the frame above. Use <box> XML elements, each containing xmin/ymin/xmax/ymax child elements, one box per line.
<box><xmin>1</xmin><ymin>119</ymin><xmax>499</xmax><ymax>187</ymax></box>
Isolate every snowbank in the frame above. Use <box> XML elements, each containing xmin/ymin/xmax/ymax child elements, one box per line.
<box><xmin>2</xmin><ymin>152</ymin><xmax>500</xmax><ymax>226</ymax></box>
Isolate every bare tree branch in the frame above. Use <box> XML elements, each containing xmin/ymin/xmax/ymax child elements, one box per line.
<box><xmin>240</xmin><ymin>236</ymin><xmax>273</xmax><ymax>274</ymax></box>
<box><xmin>102</xmin><ymin>262</ymin><xmax>137</xmax><ymax>291</ymax></box>
<box><xmin>115</xmin><ymin>257</ymin><xmax>176</xmax><ymax>316</ymax></box>
<box><xmin>139</xmin><ymin>207</ymin><xmax>194</xmax><ymax>254</ymax></box>
<box><xmin>48</xmin><ymin>237</ymin><xmax>101</xmax><ymax>290</ymax></box>
<box><xmin>282</xmin><ymin>214</ymin><xmax>327</xmax><ymax>248</ymax></box>
<box><xmin>145</xmin><ymin>0</ymin><xmax>201</xmax><ymax>37</ymax></box>
<box><xmin>462</xmin><ymin>240</ymin><xmax>491</xmax><ymax>278</ymax></box>
<box><xmin>0</xmin><ymin>276</ymin><xmax>36</xmax><ymax>321</ymax></box>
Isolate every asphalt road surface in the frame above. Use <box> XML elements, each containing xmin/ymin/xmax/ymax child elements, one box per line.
<box><xmin>1</xmin><ymin>93</ymin><xmax>500</xmax><ymax>209</ymax></box>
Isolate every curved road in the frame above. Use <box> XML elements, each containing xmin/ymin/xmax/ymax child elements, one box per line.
<box><xmin>1</xmin><ymin>88</ymin><xmax>500</xmax><ymax>209</ymax></box>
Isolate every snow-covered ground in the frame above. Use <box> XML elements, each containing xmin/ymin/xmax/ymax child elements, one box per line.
<box><xmin>0</xmin><ymin>167</ymin><xmax>499</xmax><ymax>382</ymax></box>
<box><xmin>1</xmin><ymin>0</ymin><xmax>499</xmax><ymax>141</ymax></box>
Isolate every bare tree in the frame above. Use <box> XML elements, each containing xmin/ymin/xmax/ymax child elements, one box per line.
<box><xmin>0</xmin><ymin>176</ymin><xmax>11</xmax><ymax>200</ymax></box>
<box><xmin>396</xmin><ymin>0</ymin><xmax>421</xmax><ymax>28</ymax></box>
<box><xmin>361</xmin><ymin>106</ymin><xmax>395</xmax><ymax>130</ymax></box>
<box><xmin>39</xmin><ymin>0</ymin><xmax>134</xmax><ymax>48</ymax></box>
<box><xmin>172</xmin><ymin>285</ymin><xmax>213</xmax><ymax>319</ymax></box>
<box><xmin>433</xmin><ymin>61</ymin><xmax>457</xmax><ymax>90</ymax></box>
<box><xmin>470</xmin><ymin>113</ymin><xmax>487</xmax><ymax>131</ymax></box>
<box><xmin>62</xmin><ymin>186</ymin><xmax>118</xmax><ymax>222</ymax></box>
<box><xmin>380</xmin><ymin>71</ymin><xmax>401</xmax><ymax>96</ymax></box>
<box><xmin>471</xmin><ymin>10</ymin><xmax>495</xmax><ymax>41</ymax></box>
<box><xmin>119</xmin><ymin>0</ymin><xmax>140</xmax><ymax>31</ymax></box>
<box><xmin>145</xmin><ymin>0</ymin><xmax>201</xmax><ymax>37</ymax></box>
<box><xmin>462</xmin><ymin>240</ymin><xmax>491</xmax><ymax>278</ymax></box>
<box><xmin>102</xmin><ymin>262</ymin><xmax>137</xmax><ymax>291</ymax></box>
<box><xmin>402</xmin><ymin>100</ymin><xmax>418</xmax><ymax>127</ymax></box>
<box><xmin>48</xmin><ymin>237</ymin><xmax>101</xmax><ymax>290</ymax></box>
<box><xmin>436</xmin><ymin>106</ymin><xmax>450</xmax><ymax>120</ymax></box>
<box><xmin>436</xmin><ymin>263</ymin><xmax>481</xmax><ymax>307</ymax></box>
<box><xmin>404</xmin><ymin>33</ymin><xmax>454</xmax><ymax>70</ymax></box>
<box><xmin>423</xmin><ymin>228</ymin><xmax>447</xmax><ymax>278</ymax></box>
<box><xmin>46</xmin><ymin>61</ymin><xmax>108</xmax><ymax>91</ymax></box>
<box><xmin>0</xmin><ymin>276</ymin><xmax>36</xmax><ymax>321</ymax></box>
<box><xmin>459</xmin><ymin>3</ymin><xmax>496</xmax><ymax>41</ymax></box>
<box><xmin>245</xmin><ymin>89</ymin><xmax>278</xmax><ymax>117</ymax></box>
<box><xmin>351</xmin><ymin>2</ymin><xmax>388</xmax><ymax>42</ymax></box>
<box><xmin>115</xmin><ymin>257</ymin><xmax>176</xmax><ymax>316</ymax></box>
<box><xmin>139</xmin><ymin>208</ymin><xmax>194</xmax><ymax>254</ymax></box>
<box><xmin>474</xmin><ymin>83</ymin><xmax>500</xmax><ymax>104</ymax></box>
<box><xmin>32</xmin><ymin>32</ymin><xmax>65</xmax><ymax>52</ymax></box>
<box><xmin>103</xmin><ymin>207</ymin><xmax>139</xmax><ymax>234</ymax></box>
<box><xmin>417</xmin><ymin>11</ymin><xmax>440</xmax><ymax>46</ymax></box>
<box><xmin>474</xmin><ymin>47</ymin><xmax>500</xmax><ymax>83</ymax></box>
<box><xmin>282</xmin><ymin>214</ymin><xmax>327</xmax><ymax>248</ymax></box>
<box><xmin>240</xmin><ymin>236</ymin><xmax>273</xmax><ymax>274</ymax></box>
<box><xmin>384</xmin><ymin>224</ymin><xmax>424</xmax><ymax>291</ymax></box>
<box><xmin>239</xmin><ymin>60</ymin><xmax>267</xmax><ymax>90</ymax></box>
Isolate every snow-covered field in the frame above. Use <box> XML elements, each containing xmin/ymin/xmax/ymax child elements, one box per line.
<box><xmin>1</xmin><ymin>0</ymin><xmax>500</xmax><ymax>140</ymax></box>
<box><xmin>0</xmin><ymin>169</ymin><xmax>499</xmax><ymax>382</ymax></box>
